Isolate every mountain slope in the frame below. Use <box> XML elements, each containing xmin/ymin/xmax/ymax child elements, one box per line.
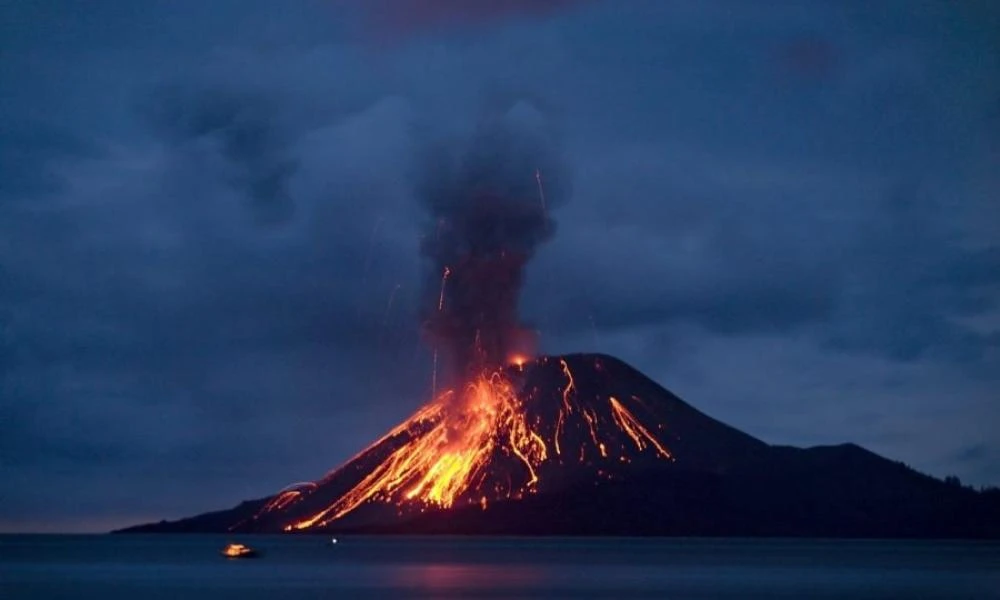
<box><xmin>117</xmin><ymin>353</ymin><xmax>1000</xmax><ymax>538</ymax></box>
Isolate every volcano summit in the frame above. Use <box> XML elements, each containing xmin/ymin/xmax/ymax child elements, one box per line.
<box><xmin>121</xmin><ymin>353</ymin><xmax>999</xmax><ymax>538</ymax></box>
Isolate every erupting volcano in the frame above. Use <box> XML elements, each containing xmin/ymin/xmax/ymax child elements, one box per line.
<box><xmin>123</xmin><ymin>348</ymin><xmax>1000</xmax><ymax>537</ymax></box>
<box><xmin>229</xmin><ymin>102</ymin><xmax>718</xmax><ymax>533</ymax></box>
<box><xmin>231</xmin><ymin>353</ymin><xmax>755</xmax><ymax>533</ymax></box>
<box><xmin>120</xmin><ymin>105</ymin><xmax>1000</xmax><ymax>538</ymax></box>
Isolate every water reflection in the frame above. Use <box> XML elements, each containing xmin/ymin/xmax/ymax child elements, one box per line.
<box><xmin>2</xmin><ymin>536</ymin><xmax>998</xmax><ymax>599</ymax></box>
<box><xmin>393</xmin><ymin>562</ymin><xmax>546</xmax><ymax>594</ymax></box>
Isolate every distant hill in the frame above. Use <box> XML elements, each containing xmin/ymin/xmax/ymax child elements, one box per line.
<box><xmin>117</xmin><ymin>354</ymin><xmax>1000</xmax><ymax>538</ymax></box>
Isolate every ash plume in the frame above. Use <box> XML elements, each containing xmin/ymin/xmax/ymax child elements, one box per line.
<box><xmin>418</xmin><ymin>101</ymin><xmax>569</xmax><ymax>382</ymax></box>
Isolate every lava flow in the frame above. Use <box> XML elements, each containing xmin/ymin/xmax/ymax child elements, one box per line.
<box><xmin>242</xmin><ymin>354</ymin><xmax>680</xmax><ymax>533</ymax></box>
<box><xmin>283</xmin><ymin>369</ymin><xmax>536</xmax><ymax>530</ymax></box>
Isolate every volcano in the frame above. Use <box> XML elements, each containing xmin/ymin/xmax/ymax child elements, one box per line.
<box><xmin>120</xmin><ymin>353</ymin><xmax>1000</xmax><ymax>538</ymax></box>
<box><xmin>116</xmin><ymin>113</ymin><xmax>999</xmax><ymax>538</ymax></box>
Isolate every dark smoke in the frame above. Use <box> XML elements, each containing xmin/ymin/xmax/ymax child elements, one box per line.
<box><xmin>418</xmin><ymin>101</ymin><xmax>569</xmax><ymax>382</ymax></box>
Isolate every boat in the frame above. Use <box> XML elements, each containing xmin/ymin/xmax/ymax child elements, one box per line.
<box><xmin>221</xmin><ymin>542</ymin><xmax>260</xmax><ymax>559</ymax></box>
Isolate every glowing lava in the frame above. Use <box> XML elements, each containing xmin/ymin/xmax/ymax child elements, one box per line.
<box><xmin>609</xmin><ymin>396</ymin><xmax>672</xmax><ymax>459</ymax></box>
<box><xmin>248</xmin><ymin>356</ymin><xmax>678</xmax><ymax>533</ymax></box>
<box><xmin>284</xmin><ymin>368</ymin><xmax>544</xmax><ymax>530</ymax></box>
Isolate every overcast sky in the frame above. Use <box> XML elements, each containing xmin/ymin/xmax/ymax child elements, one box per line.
<box><xmin>2</xmin><ymin>0</ymin><xmax>998</xmax><ymax>533</ymax></box>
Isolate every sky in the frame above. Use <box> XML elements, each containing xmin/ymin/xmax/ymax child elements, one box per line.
<box><xmin>1</xmin><ymin>0</ymin><xmax>998</xmax><ymax>533</ymax></box>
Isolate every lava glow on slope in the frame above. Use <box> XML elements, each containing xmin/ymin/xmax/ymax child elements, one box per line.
<box><xmin>249</xmin><ymin>356</ymin><xmax>675</xmax><ymax>532</ymax></box>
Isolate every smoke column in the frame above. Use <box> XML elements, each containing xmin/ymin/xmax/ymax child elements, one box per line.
<box><xmin>418</xmin><ymin>101</ymin><xmax>569</xmax><ymax>383</ymax></box>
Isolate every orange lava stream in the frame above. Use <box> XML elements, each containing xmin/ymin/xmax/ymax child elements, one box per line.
<box><xmin>251</xmin><ymin>481</ymin><xmax>318</xmax><ymax>522</ymax></box>
<box><xmin>609</xmin><ymin>396</ymin><xmax>673</xmax><ymax>459</ymax></box>
<box><xmin>559</xmin><ymin>359</ymin><xmax>576</xmax><ymax>413</ymax></box>
<box><xmin>581</xmin><ymin>407</ymin><xmax>603</xmax><ymax>452</ymax></box>
<box><xmin>263</xmin><ymin>490</ymin><xmax>300</xmax><ymax>513</ymax></box>
<box><xmin>260</xmin><ymin>361</ymin><xmax>680</xmax><ymax>531</ymax></box>
<box><xmin>554</xmin><ymin>411</ymin><xmax>565</xmax><ymax>456</ymax></box>
<box><xmin>554</xmin><ymin>359</ymin><xmax>577</xmax><ymax>456</ymax></box>
<box><xmin>287</xmin><ymin>370</ymin><xmax>548</xmax><ymax>530</ymax></box>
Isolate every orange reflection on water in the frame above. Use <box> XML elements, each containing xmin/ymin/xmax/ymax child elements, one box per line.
<box><xmin>392</xmin><ymin>563</ymin><xmax>545</xmax><ymax>593</ymax></box>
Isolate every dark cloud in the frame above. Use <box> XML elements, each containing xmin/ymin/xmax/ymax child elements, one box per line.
<box><xmin>527</xmin><ymin>145</ymin><xmax>999</xmax><ymax>369</ymax></box>
<box><xmin>1</xmin><ymin>75</ymin><xmax>427</xmax><ymax>528</ymax></box>
<box><xmin>140</xmin><ymin>84</ymin><xmax>299</xmax><ymax>225</ymax></box>
<box><xmin>821</xmin><ymin>184</ymin><xmax>1000</xmax><ymax>364</ymax></box>
<box><xmin>0</xmin><ymin>122</ymin><xmax>101</xmax><ymax>199</ymax></box>
<box><xmin>534</xmin><ymin>199</ymin><xmax>841</xmax><ymax>339</ymax></box>
<box><xmin>955</xmin><ymin>444</ymin><xmax>989</xmax><ymax>463</ymax></box>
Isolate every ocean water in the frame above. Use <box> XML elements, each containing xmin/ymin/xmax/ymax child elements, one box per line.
<box><xmin>1</xmin><ymin>535</ymin><xmax>998</xmax><ymax>599</ymax></box>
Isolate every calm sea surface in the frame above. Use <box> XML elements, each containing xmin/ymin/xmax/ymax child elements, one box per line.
<box><xmin>1</xmin><ymin>535</ymin><xmax>997</xmax><ymax>599</ymax></box>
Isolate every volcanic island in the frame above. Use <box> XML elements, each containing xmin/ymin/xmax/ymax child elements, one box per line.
<box><xmin>120</xmin><ymin>107</ymin><xmax>1000</xmax><ymax>539</ymax></box>
<box><xmin>120</xmin><ymin>352</ymin><xmax>999</xmax><ymax>538</ymax></box>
